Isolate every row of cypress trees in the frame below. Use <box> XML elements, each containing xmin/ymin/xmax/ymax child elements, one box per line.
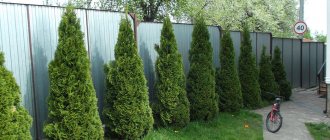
<box><xmin>0</xmin><ymin>6</ymin><xmax>292</xmax><ymax>139</ymax></box>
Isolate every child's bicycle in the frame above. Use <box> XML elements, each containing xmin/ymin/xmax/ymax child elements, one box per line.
<box><xmin>265</xmin><ymin>95</ymin><xmax>283</xmax><ymax>133</ymax></box>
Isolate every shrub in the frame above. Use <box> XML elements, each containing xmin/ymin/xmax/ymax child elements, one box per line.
<box><xmin>272</xmin><ymin>47</ymin><xmax>292</xmax><ymax>100</ymax></box>
<box><xmin>187</xmin><ymin>16</ymin><xmax>218</xmax><ymax>120</ymax></box>
<box><xmin>0</xmin><ymin>52</ymin><xmax>32</xmax><ymax>139</ymax></box>
<box><xmin>43</xmin><ymin>6</ymin><xmax>103</xmax><ymax>139</ymax></box>
<box><xmin>259</xmin><ymin>46</ymin><xmax>279</xmax><ymax>101</ymax></box>
<box><xmin>238</xmin><ymin>25</ymin><xmax>262</xmax><ymax>109</ymax></box>
<box><xmin>103</xmin><ymin>17</ymin><xmax>153</xmax><ymax>139</ymax></box>
<box><xmin>216</xmin><ymin>31</ymin><xmax>243</xmax><ymax>112</ymax></box>
<box><xmin>153</xmin><ymin>17</ymin><xmax>190</xmax><ymax>128</ymax></box>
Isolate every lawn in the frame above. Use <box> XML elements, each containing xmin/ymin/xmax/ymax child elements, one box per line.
<box><xmin>305</xmin><ymin>122</ymin><xmax>330</xmax><ymax>140</ymax></box>
<box><xmin>144</xmin><ymin>111</ymin><xmax>263</xmax><ymax>140</ymax></box>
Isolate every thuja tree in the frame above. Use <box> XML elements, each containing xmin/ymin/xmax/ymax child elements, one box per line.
<box><xmin>259</xmin><ymin>46</ymin><xmax>279</xmax><ymax>101</ymax></box>
<box><xmin>187</xmin><ymin>16</ymin><xmax>218</xmax><ymax>120</ymax></box>
<box><xmin>238</xmin><ymin>25</ymin><xmax>261</xmax><ymax>109</ymax></box>
<box><xmin>216</xmin><ymin>31</ymin><xmax>243</xmax><ymax>112</ymax></box>
<box><xmin>0</xmin><ymin>52</ymin><xmax>32</xmax><ymax>139</ymax></box>
<box><xmin>272</xmin><ymin>47</ymin><xmax>292</xmax><ymax>100</ymax></box>
<box><xmin>153</xmin><ymin>17</ymin><xmax>190</xmax><ymax>128</ymax></box>
<box><xmin>103</xmin><ymin>18</ymin><xmax>153</xmax><ymax>139</ymax></box>
<box><xmin>43</xmin><ymin>6</ymin><xmax>103</xmax><ymax>139</ymax></box>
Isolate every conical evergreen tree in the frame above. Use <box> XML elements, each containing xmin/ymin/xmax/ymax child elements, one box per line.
<box><xmin>103</xmin><ymin>18</ymin><xmax>153</xmax><ymax>139</ymax></box>
<box><xmin>238</xmin><ymin>26</ymin><xmax>261</xmax><ymax>109</ymax></box>
<box><xmin>259</xmin><ymin>46</ymin><xmax>279</xmax><ymax>101</ymax></box>
<box><xmin>272</xmin><ymin>47</ymin><xmax>292</xmax><ymax>100</ymax></box>
<box><xmin>217</xmin><ymin>31</ymin><xmax>243</xmax><ymax>112</ymax></box>
<box><xmin>43</xmin><ymin>6</ymin><xmax>103</xmax><ymax>139</ymax></box>
<box><xmin>153</xmin><ymin>17</ymin><xmax>190</xmax><ymax>128</ymax></box>
<box><xmin>187</xmin><ymin>16</ymin><xmax>218</xmax><ymax>120</ymax></box>
<box><xmin>0</xmin><ymin>52</ymin><xmax>32</xmax><ymax>139</ymax></box>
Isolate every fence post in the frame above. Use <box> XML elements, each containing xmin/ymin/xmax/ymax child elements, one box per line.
<box><xmin>26</xmin><ymin>5</ymin><xmax>39</xmax><ymax>139</ymax></box>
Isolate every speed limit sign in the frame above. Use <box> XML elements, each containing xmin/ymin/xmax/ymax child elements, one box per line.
<box><xmin>294</xmin><ymin>21</ymin><xmax>307</xmax><ymax>34</ymax></box>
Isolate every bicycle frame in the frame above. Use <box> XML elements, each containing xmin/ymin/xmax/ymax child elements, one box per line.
<box><xmin>270</xmin><ymin>103</ymin><xmax>280</xmax><ymax>121</ymax></box>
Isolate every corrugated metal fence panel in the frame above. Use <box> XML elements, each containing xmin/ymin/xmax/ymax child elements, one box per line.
<box><xmin>230</xmin><ymin>31</ymin><xmax>241</xmax><ymax>67</ymax></box>
<box><xmin>173</xmin><ymin>24</ymin><xmax>193</xmax><ymax>75</ymax></box>
<box><xmin>208</xmin><ymin>27</ymin><xmax>220</xmax><ymax>68</ymax></box>
<box><xmin>0</xmin><ymin>3</ymin><xmax>36</xmax><ymax>138</ymax></box>
<box><xmin>138</xmin><ymin>22</ymin><xmax>162</xmax><ymax>100</ymax></box>
<box><xmin>309</xmin><ymin>43</ymin><xmax>317</xmax><ymax>87</ymax></box>
<box><xmin>272</xmin><ymin>38</ymin><xmax>283</xmax><ymax>58</ymax></box>
<box><xmin>250</xmin><ymin>33</ymin><xmax>257</xmax><ymax>62</ymax></box>
<box><xmin>88</xmin><ymin>11</ymin><xmax>133</xmax><ymax>116</ymax></box>
<box><xmin>29</xmin><ymin>5</ymin><xmax>89</xmax><ymax>139</ymax></box>
<box><xmin>292</xmin><ymin>39</ymin><xmax>301</xmax><ymax>88</ymax></box>
<box><xmin>256</xmin><ymin>33</ymin><xmax>271</xmax><ymax>64</ymax></box>
<box><xmin>316</xmin><ymin>43</ymin><xmax>325</xmax><ymax>82</ymax></box>
<box><xmin>302</xmin><ymin>43</ymin><xmax>310</xmax><ymax>88</ymax></box>
<box><xmin>283</xmin><ymin>39</ymin><xmax>293</xmax><ymax>85</ymax></box>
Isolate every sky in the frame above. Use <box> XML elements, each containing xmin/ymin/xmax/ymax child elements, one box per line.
<box><xmin>1</xmin><ymin>0</ymin><xmax>327</xmax><ymax>36</ymax></box>
<box><xmin>304</xmin><ymin>0</ymin><xmax>327</xmax><ymax>35</ymax></box>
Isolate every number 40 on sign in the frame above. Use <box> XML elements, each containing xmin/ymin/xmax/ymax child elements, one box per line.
<box><xmin>294</xmin><ymin>21</ymin><xmax>307</xmax><ymax>34</ymax></box>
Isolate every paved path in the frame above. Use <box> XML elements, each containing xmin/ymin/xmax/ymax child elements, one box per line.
<box><xmin>255</xmin><ymin>88</ymin><xmax>330</xmax><ymax>140</ymax></box>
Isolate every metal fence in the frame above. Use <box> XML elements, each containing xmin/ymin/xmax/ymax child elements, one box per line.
<box><xmin>0</xmin><ymin>2</ymin><xmax>326</xmax><ymax>139</ymax></box>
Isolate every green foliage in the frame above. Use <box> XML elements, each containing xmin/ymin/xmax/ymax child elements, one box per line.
<box><xmin>153</xmin><ymin>17</ymin><xmax>190</xmax><ymax>128</ymax></box>
<box><xmin>144</xmin><ymin>111</ymin><xmax>263</xmax><ymax>140</ymax></box>
<box><xmin>43</xmin><ymin>6</ymin><xmax>103</xmax><ymax>139</ymax></box>
<box><xmin>238</xmin><ymin>26</ymin><xmax>262</xmax><ymax>109</ymax></box>
<box><xmin>217</xmin><ymin>31</ymin><xmax>243</xmax><ymax>112</ymax></box>
<box><xmin>0</xmin><ymin>52</ymin><xmax>32</xmax><ymax>139</ymax></box>
<box><xmin>303</xmin><ymin>28</ymin><xmax>313</xmax><ymax>40</ymax></box>
<box><xmin>103</xmin><ymin>18</ymin><xmax>153</xmax><ymax>139</ymax></box>
<box><xmin>315</xmin><ymin>33</ymin><xmax>327</xmax><ymax>42</ymax></box>
<box><xmin>187</xmin><ymin>16</ymin><xmax>218</xmax><ymax>120</ymax></box>
<box><xmin>259</xmin><ymin>46</ymin><xmax>278</xmax><ymax>101</ymax></box>
<box><xmin>305</xmin><ymin>123</ymin><xmax>330</xmax><ymax>140</ymax></box>
<box><xmin>272</xmin><ymin>47</ymin><xmax>292</xmax><ymax>100</ymax></box>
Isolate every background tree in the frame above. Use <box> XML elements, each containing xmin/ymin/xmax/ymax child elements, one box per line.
<box><xmin>272</xmin><ymin>47</ymin><xmax>292</xmax><ymax>100</ymax></box>
<box><xmin>315</xmin><ymin>32</ymin><xmax>327</xmax><ymax>42</ymax></box>
<box><xmin>303</xmin><ymin>28</ymin><xmax>313</xmax><ymax>40</ymax></box>
<box><xmin>153</xmin><ymin>17</ymin><xmax>190</xmax><ymax>128</ymax></box>
<box><xmin>187</xmin><ymin>16</ymin><xmax>218</xmax><ymax>120</ymax></box>
<box><xmin>103</xmin><ymin>17</ymin><xmax>153</xmax><ymax>139</ymax></box>
<box><xmin>259</xmin><ymin>46</ymin><xmax>278</xmax><ymax>101</ymax></box>
<box><xmin>217</xmin><ymin>31</ymin><xmax>243</xmax><ymax>112</ymax></box>
<box><xmin>238</xmin><ymin>25</ymin><xmax>261</xmax><ymax>109</ymax></box>
<box><xmin>0</xmin><ymin>52</ymin><xmax>32</xmax><ymax>139</ymax></box>
<box><xmin>43</xmin><ymin>6</ymin><xmax>103</xmax><ymax>139</ymax></box>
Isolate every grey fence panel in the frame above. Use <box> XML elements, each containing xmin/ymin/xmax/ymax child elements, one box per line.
<box><xmin>316</xmin><ymin>43</ymin><xmax>325</xmax><ymax>81</ymax></box>
<box><xmin>208</xmin><ymin>27</ymin><xmax>221</xmax><ymax>68</ymax></box>
<box><xmin>88</xmin><ymin>11</ymin><xmax>131</xmax><ymax>120</ymax></box>
<box><xmin>309</xmin><ymin>43</ymin><xmax>317</xmax><ymax>87</ymax></box>
<box><xmin>173</xmin><ymin>24</ymin><xmax>193</xmax><ymax>75</ymax></box>
<box><xmin>302</xmin><ymin>43</ymin><xmax>310</xmax><ymax>88</ymax></box>
<box><xmin>0</xmin><ymin>3</ymin><xmax>36</xmax><ymax>138</ymax></box>
<box><xmin>256</xmin><ymin>33</ymin><xmax>271</xmax><ymax>64</ymax></box>
<box><xmin>230</xmin><ymin>31</ymin><xmax>241</xmax><ymax>67</ymax></box>
<box><xmin>250</xmin><ymin>33</ymin><xmax>257</xmax><ymax>62</ymax></box>
<box><xmin>292</xmin><ymin>40</ymin><xmax>301</xmax><ymax>88</ymax></box>
<box><xmin>29</xmin><ymin>6</ymin><xmax>89</xmax><ymax>139</ymax></box>
<box><xmin>272</xmin><ymin>38</ymin><xmax>283</xmax><ymax>59</ymax></box>
<box><xmin>283</xmin><ymin>39</ymin><xmax>293</xmax><ymax>85</ymax></box>
<box><xmin>138</xmin><ymin>22</ymin><xmax>162</xmax><ymax>100</ymax></box>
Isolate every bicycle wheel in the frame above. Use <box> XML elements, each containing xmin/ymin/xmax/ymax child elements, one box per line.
<box><xmin>266</xmin><ymin>111</ymin><xmax>282</xmax><ymax>133</ymax></box>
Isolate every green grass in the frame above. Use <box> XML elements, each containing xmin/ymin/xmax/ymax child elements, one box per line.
<box><xmin>305</xmin><ymin>122</ymin><xmax>330</xmax><ymax>140</ymax></box>
<box><xmin>144</xmin><ymin>111</ymin><xmax>263</xmax><ymax>140</ymax></box>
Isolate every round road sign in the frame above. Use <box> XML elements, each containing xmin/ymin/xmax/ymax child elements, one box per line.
<box><xmin>294</xmin><ymin>21</ymin><xmax>307</xmax><ymax>34</ymax></box>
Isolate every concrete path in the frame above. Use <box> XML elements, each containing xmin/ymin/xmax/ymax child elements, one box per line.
<box><xmin>255</xmin><ymin>88</ymin><xmax>330</xmax><ymax>140</ymax></box>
